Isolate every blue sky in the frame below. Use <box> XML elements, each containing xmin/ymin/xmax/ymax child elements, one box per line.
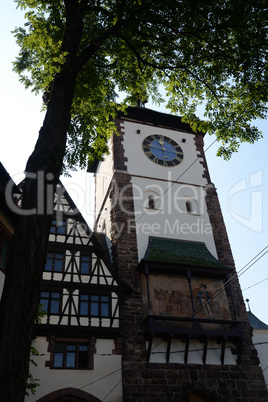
<box><xmin>1</xmin><ymin>2</ymin><xmax>268</xmax><ymax>323</ymax></box>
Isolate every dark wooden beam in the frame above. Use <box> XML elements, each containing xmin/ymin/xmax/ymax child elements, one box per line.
<box><xmin>202</xmin><ymin>338</ymin><xmax>208</xmax><ymax>364</ymax></box>
<box><xmin>147</xmin><ymin>337</ymin><xmax>153</xmax><ymax>362</ymax></box>
<box><xmin>166</xmin><ymin>338</ymin><xmax>171</xmax><ymax>363</ymax></box>
<box><xmin>221</xmin><ymin>339</ymin><xmax>226</xmax><ymax>365</ymax></box>
<box><xmin>184</xmin><ymin>338</ymin><xmax>189</xmax><ymax>364</ymax></box>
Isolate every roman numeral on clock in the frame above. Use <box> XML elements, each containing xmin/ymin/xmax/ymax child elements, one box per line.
<box><xmin>144</xmin><ymin>150</ymin><xmax>153</xmax><ymax>157</ymax></box>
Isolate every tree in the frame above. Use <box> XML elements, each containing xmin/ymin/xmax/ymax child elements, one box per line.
<box><xmin>0</xmin><ymin>0</ymin><xmax>267</xmax><ymax>400</ymax></box>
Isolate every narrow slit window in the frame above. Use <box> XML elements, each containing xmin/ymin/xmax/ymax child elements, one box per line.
<box><xmin>186</xmin><ymin>201</ymin><xmax>192</xmax><ymax>213</ymax></box>
<box><xmin>148</xmin><ymin>196</ymin><xmax>155</xmax><ymax>209</ymax></box>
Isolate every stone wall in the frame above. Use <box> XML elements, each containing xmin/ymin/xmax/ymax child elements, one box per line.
<box><xmin>108</xmin><ymin>119</ymin><xmax>268</xmax><ymax>401</ymax></box>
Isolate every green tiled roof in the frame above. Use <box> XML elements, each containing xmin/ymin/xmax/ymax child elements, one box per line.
<box><xmin>143</xmin><ymin>237</ymin><xmax>232</xmax><ymax>270</ymax></box>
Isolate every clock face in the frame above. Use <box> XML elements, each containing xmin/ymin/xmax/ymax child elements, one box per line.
<box><xmin>142</xmin><ymin>134</ymin><xmax>184</xmax><ymax>167</ymax></box>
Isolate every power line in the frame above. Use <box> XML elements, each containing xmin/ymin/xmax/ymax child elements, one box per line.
<box><xmin>149</xmin><ymin>244</ymin><xmax>268</xmax><ymax>353</ymax></box>
<box><xmin>42</xmin><ymin>242</ymin><xmax>268</xmax><ymax>347</ymax></box>
<box><xmin>30</xmin><ymin>339</ymin><xmax>268</xmax><ymax>400</ymax></box>
<box><xmin>247</xmin><ymin>365</ymin><xmax>268</xmax><ymax>385</ymax></box>
<box><xmin>38</xmin><ymin>129</ymin><xmax>268</xmax><ymax>399</ymax></box>
<box><xmin>243</xmin><ymin>276</ymin><xmax>268</xmax><ymax>292</ymax></box>
<box><xmin>42</xmin><ymin>134</ymin><xmax>219</xmax><ymax>314</ymax></box>
<box><xmin>126</xmin><ymin>137</ymin><xmax>218</xmax><ymax>233</ymax></box>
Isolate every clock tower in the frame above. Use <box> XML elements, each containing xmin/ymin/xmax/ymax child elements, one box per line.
<box><xmin>93</xmin><ymin>107</ymin><xmax>267</xmax><ymax>401</ymax></box>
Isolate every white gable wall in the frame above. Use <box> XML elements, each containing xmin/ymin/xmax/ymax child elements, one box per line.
<box><xmin>26</xmin><ymin>337</ymin><xmax>122</xmax><ymax>401</ymax></box>
<box><xmin>95</xmin><ymin>119</ymin><xmax>218</xmax><ymax>262</ymax></box>
<box><xmin>121</xmin><ymin>120</ymin><xmax>217</xmax><ymax>260</ymax></box>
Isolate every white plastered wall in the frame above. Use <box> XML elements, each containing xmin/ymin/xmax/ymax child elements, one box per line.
<box><xmin>25</xmin><ymin>337</ymin><xmax>123</xmax><ymax>402</ymax></box>
<box><xmin>132</xmin><ymin>176</ymin><xmax>216</xmax><ymax>260</ymax></box>
<box><xmin>148</xmin><ymin>338</ymin><xmax>237</xmax><ymax>365</ymax></box>
<box><xmin>95</xmin><ymin>137</ymin><xmax>114</xmax><ymax>225</ymax></box>
<box><xmin>120</xmin><ymin>120</ymin><xmax>217</xmax><ymax>260</ymax></box>
<box><xmin>94</xmin><ymin>119</ymin><xmax>218</xmax><ymax>262</ymax></box>
<box><xmin>252</xmin><ymin>329</ymin><xmax>268</xmax><ymax>388</ymax></box>
<box><xmin>121</xmin><ymin>121</ymin><xmax>205</xmax><ymax>185</ymax></box>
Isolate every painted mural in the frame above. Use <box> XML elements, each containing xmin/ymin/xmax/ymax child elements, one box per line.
<box><xmin>145</xmin><ymin>274</ymin><xmax>231</xmax><ymax>321</ymax></box>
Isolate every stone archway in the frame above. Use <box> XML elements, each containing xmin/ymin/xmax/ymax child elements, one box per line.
<box><xmin>36</xmin><ymin>387</ymin><xmax>102</xmax><ymax>402</ymax></box>
<box><xmin>180</xmin><ymin>384</ymin><xmax>224</xmax><ymax>402</ymax></box>
<box><xmin>181</xmin><ymin>392</ymin><xmax>216</xmax><ymax>402</ymax></box>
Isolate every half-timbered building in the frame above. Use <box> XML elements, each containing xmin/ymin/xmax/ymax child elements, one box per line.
<box><xmin>26</xmin><ymin>183</ymin><xmax>126</xmax><ymax>402</ymax></box>
<box><xmin>1</xmin><ymin>106</ymin><xmax>268</xmax><ymax>401</ymax></box>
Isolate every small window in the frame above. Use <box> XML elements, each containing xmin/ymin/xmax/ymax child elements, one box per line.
<box><xmin>47</xmin><ymin>337</ymin><xmax>95</xmax><ymax>370</ymax></box>
<box><xmin>45</xmin><ymin>252</ymin><xmax>64</xmax><ymax>272</ymax></box>
<box><xmin>80</xmin><ymin>255</ymin><xmax>91</xmax><ymax>275</ymax></box>
<box><xmin>148</xmin><ymin>196</ymin><xmax>155</xmax><ymax>209</ymax></box>
<box><xmin>186</xmin><ymin>201</ymin><xmax>192</xmax><ymax>213</ymax></box>
<box><xmin>53</xmin><ymin>342</ymin><xmax>89</xmax><ymax>369</ymax></box>
<box><xmin>40</xmin><ymin>291</ymin><xmax>61</xmax><ymax>314</ymax></box>
<box><xmin>79</xmin><ymin>294</ymin><xmax>110</xmax><ymax>317</ymax></box>
<box><xmin>50</xmin><ymin>219</ymin><xmax>66</xmax><ymax>235</ymax></box>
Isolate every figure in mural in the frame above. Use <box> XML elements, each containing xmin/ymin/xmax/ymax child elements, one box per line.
<box><xmin>153</xmin><ymin>288</ymin><xmax>183</xmax><ymax>313</ymax></box>
<box><xmin>149</xmin><ymin>276</ymin><xmax>230</xmax><ymax>321</ymax></box>
<box><xmin>197</xmin><ymin>284</ymin><xmax>212</xmax><ymax>317</ymax></box>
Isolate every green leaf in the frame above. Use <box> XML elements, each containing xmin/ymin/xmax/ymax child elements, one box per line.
<box><xmin>12</xmin><ymin>0</ymin><xmax>268</xmax><ymax>165</ymax></box>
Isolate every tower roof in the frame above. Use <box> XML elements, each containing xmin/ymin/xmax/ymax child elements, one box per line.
<box><xmin>116</xmin><ymin>106</ymin><xmax>202</xmax><ymax>134</ymax></box>
<box><xmin>247</xmin><ymin>311</ymin><xmax>268</xmax><ymax>330</ymax></box>
<box><xmin>246</xmin><ymin>303</ymin><xmax>268</xmax><ymax>330</ymax></box>
<box><xmin>141</xmin><ymin>237</ymin><xmax>233</xmax><ymax>271</ymax></box>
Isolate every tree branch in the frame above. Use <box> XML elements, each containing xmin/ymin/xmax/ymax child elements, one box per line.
<box><xmin>117</xmin><ymin>32</ymin><xmax>222</xmax><ymax>103</ymax></box>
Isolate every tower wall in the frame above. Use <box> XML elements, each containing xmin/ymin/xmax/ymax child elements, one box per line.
<box><xmin>94</xmin><ymin>108</ymin><xmax>268</xmax><ymax>401</ymax></box>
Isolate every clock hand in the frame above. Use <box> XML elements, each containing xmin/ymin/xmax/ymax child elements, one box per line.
<box><xmin>149</xmin><ymin>144</ymin><xmax>163</xmax><ymax>150</ymax></box>
<box><xmin>158</xmin><ymin>140</ymin><xmax>169</xmax><ymax>159</ymax></box>
<box><xmin>159</xmin><ymin>146</ymin><xmax>183</xmax><ymax>156</ymax></box>
<box><xmin>149</xmin><ymin>143</ymin><xmax>170</xmax><ymax>158</ymax></box>
<box><xmin>158</xmin><ymin>140</ymin><xmax>165</xmax><ymax>149</ymax></box>
<box><xmin>148</xmin><ymin>142</ymin><xmax>183</xmax><ymax>159</ymax></box>
<box><xmin>148</xmin><ymin>143</ymin><xmax>170</xmax><ymax>159</ymax></box>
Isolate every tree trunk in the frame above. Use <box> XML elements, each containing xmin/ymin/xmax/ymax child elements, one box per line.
<box><xmin>0</xmin><ymin>0</ymin><xmax>123</xmax><ymax>396</ymax></box>
<box><xmin>0</xmin><ymin>2</ymin><xmax>90</xmax><ymax>398</ymax></box>
<box><xmin>0</xmin><ymin>71</ymin><xmax>77</xmax><ymax>402</ymax></box>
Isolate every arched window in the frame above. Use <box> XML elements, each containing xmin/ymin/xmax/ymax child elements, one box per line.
<box><xmin>143</xmin><ymin>190</ymin><xmax>160</xmax><ymax>211</ymax></box>
<box><xmin>148</xmin><ymin>196</ymin><xmax>155</xmax><ymax>209</ymax></box>
<box><xmin>186</xmin><ymin>201</ymin><xmax>192</xmax><ymax>213</ymax></box>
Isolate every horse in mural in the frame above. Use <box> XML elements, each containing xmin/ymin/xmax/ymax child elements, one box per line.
<box><xmin>153</xmin><ymin>288</ymin><xmax>183</xmax><ymax>312</ymax></box>
<box><xmin>153</xmin><ymin>285</ymin><xmax>220</xmax><ymax>317</ymax></box>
